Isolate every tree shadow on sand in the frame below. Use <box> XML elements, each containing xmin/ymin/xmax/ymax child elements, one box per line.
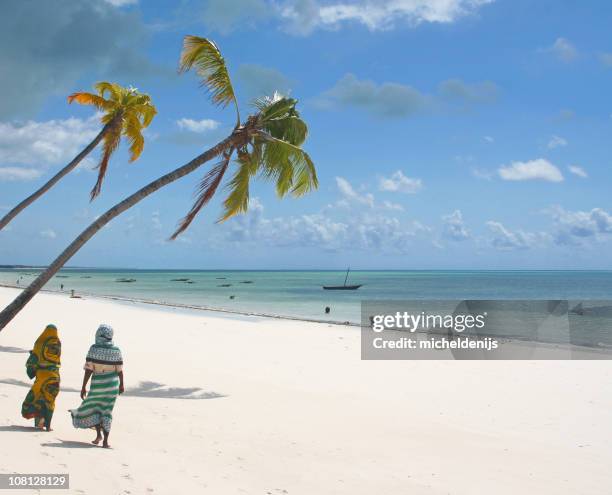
<box><xmin>0</xmin><ymin>378</ymin><xmax>225</xmax><ymax>400</ymax></box>
<box><xmin>123</xmin><ymin>381</ymin><xmax>225</xmax><ymax>400</ymax></box>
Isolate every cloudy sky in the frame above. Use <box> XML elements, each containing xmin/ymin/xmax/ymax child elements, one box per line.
<box><xmin>1</xmin><ymin>0</ymin><xmax>611</xmax><ymax>269</ymax></box>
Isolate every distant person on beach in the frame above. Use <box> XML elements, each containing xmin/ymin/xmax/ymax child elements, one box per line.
<box><xmin>60</xmin><ymin>284</ymin><xmax>64</xmax><ymax>291</ymax></box>
<box><xmin>21</xmin><ymin>324</ymin><xmax>61</xmax><ymax>431</ymax></box>
<box><xmin>70</xmin><ymin>324</ymin><xmax>124</xmax><ymax>448</ymax></box>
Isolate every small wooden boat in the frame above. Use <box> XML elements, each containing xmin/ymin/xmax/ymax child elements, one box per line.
<box><xmin>323</xmin><ymin>268</ymin><xmax>362</xmax><ymax>290</ymax></box>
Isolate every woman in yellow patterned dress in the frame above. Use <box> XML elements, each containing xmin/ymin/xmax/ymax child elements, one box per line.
<box><xmin>21</xmin><ymin>324</ymin><xmax>61</xmax><ymax>431</ymax></box>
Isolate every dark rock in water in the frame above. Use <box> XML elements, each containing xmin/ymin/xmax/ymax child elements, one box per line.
<box><xmin>217</xmin><ymin>284</ymin><xmax>232</xmax><ymax>287</ymax></box>
<box><xmin>230</xmin><ymin>295</ymin><xmax>235</xmax><ymax>299</ymax></box>
<box><xmin>116</xmin><ymin>278</ymin><xmax>137</xmax><ymax>283</ymax></box>
<box><xmin>171</xmin><ymin>278</ymin><xmax>191</xmax><ymax>282</ymax></box>
<box><xmin>215</xmin><ymin>277</ymin><xmax>227</xmax><ymax>280</ymax></box>
<box><xmin>240</xmin><ymin>280</ymin><xmax>254</xmax><ymax>284</ymax></box>
<box><xmin>80</xmin><ymin>276</ymin><xmax>92</xmax><ymax>279</ymax></box>
<box><xmin>56</xmin><ymin>275</ymin><xmax>69</xmax><ymax>278</ymax></box>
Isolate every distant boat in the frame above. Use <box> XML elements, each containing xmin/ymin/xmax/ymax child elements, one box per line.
<box><xmin>170</xmin><ymin>278</ymin><xmax>191</xmax><ymax>282</ymax></box>
<box><xmin>323</xmin><ymin>268</ymin><xmax>362</xmax><ymax>290</ymax></box>
<box><xmin>240</xmin><ymin>280</ymin><xmax>254</xmax><ymax>284</ymax></box>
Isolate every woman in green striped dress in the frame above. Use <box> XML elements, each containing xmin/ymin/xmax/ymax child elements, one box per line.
<box><xmin>70</xmin><ymin>324</ymin><xmax>124</xmax><ymax>448</ymax></box>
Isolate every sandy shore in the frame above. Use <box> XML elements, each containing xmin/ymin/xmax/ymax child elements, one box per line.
<box><xmin>1</xmin><ymin>286</ymin><xmax>611</xmax><ymax>494</ymax></box>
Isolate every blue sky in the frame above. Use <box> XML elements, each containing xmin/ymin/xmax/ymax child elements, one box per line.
<box><xmin>1</xmin><ymin>0</ymin><xmax>612</xmax><ymax>269</ymax></box>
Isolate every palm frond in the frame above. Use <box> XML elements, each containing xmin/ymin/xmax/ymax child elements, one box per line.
<box><xmin>179</xmin><ymin>35</ymin><xmax>240</xmax><ymax>124</ymax></box>
<box><xmin>130</xmin><ymin>103</ymin><xmax>157</xmax><ymax>127</ymax></box>
<box><xmin>258</xmin><ymin>97</ymin><xmax>298</xmax><ymax>122</ymax></box>
<box><xmin>95</xmin><ymin>81</ymin><xmax>122</xmax><ymax>102</ymax></box>
<box><xmin>258</xmin><ymin>132</ymin><xmax>318</xmax><ymax>197</ymax></box>
<box><xmin>123</xmin><ymin>114</ymin><xmax>145</xmax><ymax>162</ymax></box>
<box><xmin>218</xmin><ymin>151</ymin><xmax>259</xmax><ymax>222</ymax></box>
<box><xmin>264</xmin><ymin>116</ymin><xmax>308</xmax><ymax>146</ymax></box>
<box><xmin>90</xmin><ymin>122</ymin><xmax>122</xmax><ymax>200</ymax></box>
<box><xmin>170</xmin><ymin>151</ymin><xmax>233</xmax><ymax>239</ymax></box>
<box><xmin>67</xmin><ymin>92</ymin><xmax>111</xmax><ymax>111</ymax></box>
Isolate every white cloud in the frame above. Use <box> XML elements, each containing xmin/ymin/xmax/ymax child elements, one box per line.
<box><xmin>379</xmin><ymin>170</ymin><xmax>423</xmax><ymax>194</ymax></box>
<box><xmin>0</xmin><ymin>116</ymin><xmax>99</xmax><ymax>170</ymax></box>
<box><xmin>0</xmin><ymin>167</ymin><xmax>44</xmax><ymax>181</ymax></box>
<box><xmin>40</xmin><ymin>229</ymin><xmax>57</xmax><ymax>239</ymax></box>
<box><xmin>471</xmin><ymin>167</ymin><xmax>494</xmax><ymax>180</ymax></box>
<box><xmin>220</xmin><ymin>197</ymin><xmax>430</xmax><ymax>254</ymax></box>
<box><xmin>281</xmin><ymin>0</ymin><xmax>494</xmax><ymax>34</ymax></box>
<box><xmin>152</xmin><ymin>211</ymin><xmax>162</xmax><ymax>231</ymax></box>
<box><xmin>547</xmin><ymin>135</ymin><xmax>567</xmax><ymax>149</ymax></box>
<box><xmin>104</xmin><ymin>0</ymin><xmax>137</xmax><ymax>5</ymax></box>
<box><xmin>568</xmin><ymin>165</ymin><xmax>588</xmax><ymax>178</ymax></box>
<box><xmin>545</xmin><ymin>37</ymin><xmax>578</xmax><ymax>62</ymax></box>
<box><xmin>176</xmin><ymin>118</ymin><xmax>221</xmax><ymax>133</ymax></box>
<box><xmin>485</xmin><ymin>221</ymin><xmax>540</xmax><ymax>250</ymax></box>
<box><xmin>548</xmin><ymin>206</ymin><xmax>612</xmax><ymax>245</ymax></box>
<box><xmin>498</xmin><ymin>158</ymin><xmax>564</xmax><ymax>183</ymax></box>
<box><xmin>484</xmin><ymin>135</ymin><xmax>494</xmax><ymax>143</ymax></box>
<box><xmin>336</xmin><ymin>177</ymin><xmax>374</xmax><ymax>207</ymax></box>
<box><xmin>381</xmin><ymin>200</ymin><xmax>404</xmax><ymax>211</ymax></box>
<box><xmin>442</xmin><ymin>210</ymin><xmax>470</xmax><ymax>241</ymax></box>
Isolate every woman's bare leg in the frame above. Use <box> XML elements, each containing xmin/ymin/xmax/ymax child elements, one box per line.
<box><xmin>92</xmin><ymin>425</ymin><xmax>103</xmax><ymax>445</ymax></box>
<box><xmin>102</xmin><ymin>429</ymin><xmax>110</xmax><ymax>449</ymax></box>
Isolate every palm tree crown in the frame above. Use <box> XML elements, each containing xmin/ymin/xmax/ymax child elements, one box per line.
<box><xmin>68</xmin><ymin>82</ymin><xmax>157</xmax><ymax>199</ymax></box>
<box><xmin>170</xmin><ymin>36</ymin><xmax>318</xmax><ymax>239</ymax></box>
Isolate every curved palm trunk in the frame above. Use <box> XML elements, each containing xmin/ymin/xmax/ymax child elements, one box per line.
<box><xmin>0</xmin><ymin>133</ymin><xmax>237</xmax><ymax>331</ymax></box>
<box><xmin>0</xmin><ymin>118</ymin><xmax>118</xmax><ymax>232</ymax></box>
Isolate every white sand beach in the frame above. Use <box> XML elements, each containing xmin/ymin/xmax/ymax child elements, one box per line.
<box><xmin>1</xmin><ymin>285</ymin><xmax>611</xmax><ymax>494</ymax></box>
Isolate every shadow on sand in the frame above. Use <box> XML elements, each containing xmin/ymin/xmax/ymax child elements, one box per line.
<box><xmin>0</xmin><ymin>425</ymin><xmax>40</xmax><ymax>432</ymax></box>
<box><xmin>0</xmin><ymin>378</ymin><xmax>224</xmax><ymax>400</ymax></box>
<box><xmin>0</xmin><ymin>345</ymin><xmax>29</xmax><ymax>354</ymax></box>
<box><xmin>41</xmin><ymin>440</ymin><xmax>98</xmax><ymax>449</ymax></box>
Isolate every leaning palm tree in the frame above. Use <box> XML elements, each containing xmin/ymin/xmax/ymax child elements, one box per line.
<box><xmin>0</xmin><ymin>82</ymin><xmax>157</xmax><ymax>231</ymax></box>
<box><xmin>0</xmin><ymin>36</ymin><xmax>317</xmax><ymax>331</ymax></box>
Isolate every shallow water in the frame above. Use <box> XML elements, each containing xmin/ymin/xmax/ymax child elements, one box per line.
<box><xmin>2</xmin><ymin>269</ymin><xmax>612</xmax><ymax>330</ymax></box>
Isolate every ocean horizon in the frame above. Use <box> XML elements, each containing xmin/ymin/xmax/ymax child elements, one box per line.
<box><xmin>3</xmin><ymin>269</ymin><xmax>612</xmax><ymax>346</ymax></box>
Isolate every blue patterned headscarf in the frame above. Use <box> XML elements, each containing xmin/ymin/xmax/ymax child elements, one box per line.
<box><xmin>86</xmin><ymin>324</ymin><xmax>123</xmax><ymax>365</ymax></box>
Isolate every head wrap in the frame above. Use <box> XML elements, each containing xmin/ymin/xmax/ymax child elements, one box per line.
<box><xmin>86</xmin><ymin>324</ymin><xmax>122</xmax><ymax>365</ymax></box>
<box><xmin>95</xmin><ymin>324</ymin><xmax>114</xmax><ymax>345</ymax></box>
<box><xmin>26</xmin><ymin>324</ymin><xmax>61</xmax><ymax>378</ymax></box>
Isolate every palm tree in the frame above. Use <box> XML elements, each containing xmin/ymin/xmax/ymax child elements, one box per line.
<box><xmin>0</xmin><ymin>36</ymin><xmax>318</xmax><ymax>331</ymax></box>
<box><xmin>0</xmin><ymin>82</ymin><xmax>157</xmax><ymax>231</ymax></box>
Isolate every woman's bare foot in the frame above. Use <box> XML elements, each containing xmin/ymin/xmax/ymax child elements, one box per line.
<box><xmin>92</xmin><ymin>435</ymin><xmax>102</xmax><ymax>445</ymax></box>
<box><xmin>102</xmin><ymin>441</ymin><xmax>111</xmax><ymax>449</ymax></box>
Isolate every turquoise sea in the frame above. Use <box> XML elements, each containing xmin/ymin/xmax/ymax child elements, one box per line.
<box><xmin>2</xmin><ymin>269</ymin><xmax>612</xmax><ymax>329</ymax></box>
